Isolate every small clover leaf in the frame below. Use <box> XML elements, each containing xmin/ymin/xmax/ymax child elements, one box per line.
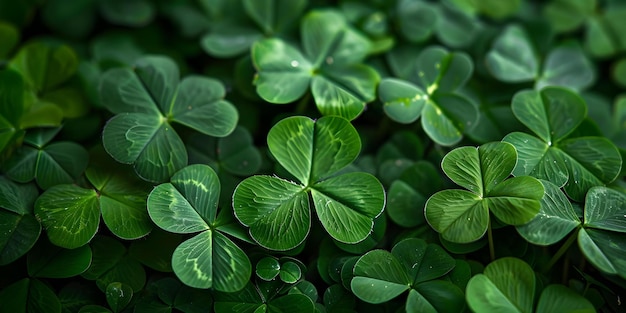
<box><xmin>380</xmin><ymin>46</ymin><xmax>478</xmax><ymax>146</ymax></box>
<box><xmin>252</xmin><ymin>10</ymin><xmax>379</xmax><ymax>120</ymax></box>
<box><xmin>233</xmin><ymin>116</ymin><xmax>385</xmax><ymax>251</ymax></box>
<box><xmin>213</xmin><ymin>281</ymin><xmax>316</xmax><ymax>313</ymax></box>
<box><xmin>503</xmin><ymin>87</ymin><xmax>622</xmax><ymax>201</ymax></box>
<box><xmin>425</xmin><ymin>141</ymin><xmax>544</xmax><ymax>243</ymax></box>
<box><xmin>351</xmin><ymin>238</ymin><xmax>465</xmax><ymax>312</ymax></box>
<box><xmin>100</xmin><ymin>55</ymin><xmax>238</xmax><ymax>183</ymax></box>
<box><xmin>147</xmin><ymin>164</ymin><xmax>251</xmax><ymax>291</ymax></box>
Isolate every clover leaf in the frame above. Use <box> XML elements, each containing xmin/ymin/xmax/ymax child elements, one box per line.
<box><xmin>10</xmin><ymin>41</ymin><xmax>88</xmax><ymax>125</ymax></box>
<box><xmin>518</xmin><ymin>182</ymin><xmax>626</xmax><ymax>280</ymax></box>
<box><xmin>351</xmin><ymin>238</ymin><xmax>465</xmax><ymax>312</ymax></box>
<box><xmin>147</xmin><ymin>164</ymin><xmax>251</xmax><ymax>291</ymax></box>
<box><xmin>0</xmin><ymin>278</ymin><xmax>62</xmax><ymax>313</ymax></box>
<box><xmin>233</xmin><ymin>116</ymin><xmax>385</xmax><ymax>251</ymax></box>
<box><xmin>486</xmin><ymin>25</ymin><xmax>595</xmax><ymax>91</ymax></box>
<box><xmin>34</xmin><ymin>149</ymin><xmax>152</xmax><ymax>249</ymax></box>
<box><xmin>82</xmin><ymin>236</ymin><xmax>146</xmax><ymax>292</ymax></box>
<box><xmin>100</xmin><ymin>55</ymin><xmax>238</xmax><ymax>183</ymax></box>
<box><xmin>251</xmin><ymin>10</ymin><xmax>379</xmax><ymax>120</ymax></box>
<box><xmin>0</xmin><ymin>177</ymin><xmax>40</xmax><ymax>265</ymax></box>
<box><xmin>503</xmin><ymin>87</ymin><xmax>622</xmax><ymax>201</ymax></box>
<box><xmin>380</xmin><ymin>46</ymin><xmax>478</xmax><ymax>146</ymax></box>
<box><xmin>466</xmin><ymin>257</ymin><xmax>595</xmax><ymax>313</ymax></box>
<box><xmin>201</xmin><ymin>0</ymin><xmax>306</xmax><ymax>58</ymax></box>
<box><xmin>213</xmin><ymin>280</ymin><xmax>316</xmax><ymax>313</ymax></box>
<box><xmin>425</xmin><ymin>141</ymin><xmax>544</xmax><ymax>243</ymax></box>
<box><xmin>2</xmin><ymin>127</ymin><xmax>89</xmax><ymax>190</ymax></box>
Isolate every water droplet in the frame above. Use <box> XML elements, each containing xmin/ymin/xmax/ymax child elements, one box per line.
<box><xmin>290</xmin><ymin>60</ymin><xmax>299</xmax><ymax>67</ymax></box>
<box><xmin>325</xmin><ymin>56</ymin><xmax>334</xmax><ymax>65</ymax></box>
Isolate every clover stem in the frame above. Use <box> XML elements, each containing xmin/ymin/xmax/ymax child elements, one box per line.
<box><xmin>543</xmin><ymin>230</ymin><xmax>578</xmax><ymax>273</ymax></box>
<box><xmin>488</xmin><ymin>221</ymin><xmax>495</xmax><ymax>261</ymax></box>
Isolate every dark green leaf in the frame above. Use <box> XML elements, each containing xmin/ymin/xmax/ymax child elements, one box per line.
<box><xmin>105</xmin><ymin>282</ymin><xmax>133</xmax><ymax>313</ymax></box>
<box><xmin>0</xmin><ymin>278</ymin><xmax>61</xmax><ymax>313</ymax></box>
<box><xmin>27</xmin><ymin>239</ymin><xmax>91</xmax><ymax>278</ymax></box>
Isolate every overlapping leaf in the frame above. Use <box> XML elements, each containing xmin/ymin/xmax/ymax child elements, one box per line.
<box><xmin>503</xmin><ymin>87</ymin><xmax>621</xmax><ymax>201</ymax></box>
<box><xmin>0</xmin><ymin>177</ymin><xmax>40</xmax><ymax>265</ymax></box>
<box><xmin>351</xmin><ymin>238</ymin><xmax>465</xmax><ymax>312</ymax></box>
<box><xmin>147</xmin><ymin>164</ymin><xmax>251</xmax><ymax>291</ymax></box>
<box><xmin>425</xmin><ymin>142</ymin><xmax>544</xmax><ymax>243</ymax></box>
<box><xmin>379</xmin><ymin>46</ymin><xmax>478</xmax><ymax>146</ymax></box>
<box><xmin>252</xmin><ymin>10</ymin><xmax>378</xmax><ymax>120</ymax></box>
<box><xmin>467</xmin><ymin>257</ymin><xmax>594</xmax><ymax>313</ymax></box>
<box><xmin>233</xmin><ymin>116</ymin><xmax>385</xmax><ymax>250</ymax></box>
<box><xmin>100</xmin><ymin>55</ymin><xmax>238</xmax><ymax>182</ymax></box>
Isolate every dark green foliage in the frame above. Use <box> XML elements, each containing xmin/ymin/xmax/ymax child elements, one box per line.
<box><xmin>1</xmin><ymin>0</ymin><xmax>625</xmax><ymax>312</ymax></box>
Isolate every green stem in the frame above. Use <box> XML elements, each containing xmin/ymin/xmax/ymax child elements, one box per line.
<box><xmin>488</xmin><ymin>221</ymin><xmax>495</xmax><ymax>262</ymax></box>
<box><xmin>543</xmin><ymin>230</ymin><xmax>579</xmax><ymax>273</ymax></box>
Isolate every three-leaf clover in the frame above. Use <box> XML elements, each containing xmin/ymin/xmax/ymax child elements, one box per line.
<box><xmin>503</xmin><ymin>87</ymin><xmax>622</xmax><ymax>201</ymax></box>
<box><xmin>34</xmin><ymin>155</ymin><xmax>153</xmax><ymax>250</ymax></box>
<box><xmin>351</xmin><ymin>238</ymin><xmax>466</xmax><ymax>313</ymax></box>
<box><xmin>251</xmin><ymin>10</ymin><xmax>379</xmax><ymax>120</ymax></box>
<box><xmin>100</xmin><ymin>55</ymin><xmax>238</xmax><ymax>183</ymax></box>
<box><xmin>517</xmin><ymin>180</ymin><xmax>626</xmax><ymax>279</ymax></box>
<box><xmin>233</xmin><ymin>116</ymin><xmax>385</xmax><ymax>251</ymax></box>
<box><xmin>425</xmin><ymin>141</ymin><xmax>544</xmax><ymax>243</ymax></box>
<box><xmin>2</xmin><ymin>127</ymin><xmax>89</xmax><ymax>190</ymax></box>
<box><xmin>379</xmin><ymin>46</ymin><xmax>478</xmax><ymax>146</ymax></box>
<box><xmin>147</xmin><ymin>164</ymin><xmax>251</xmax><ymax>291</ymax></box>
<box><xmin>486</xmin><ymin>24</ymin><xmax>595</xmax><ymax>91</ymax></box>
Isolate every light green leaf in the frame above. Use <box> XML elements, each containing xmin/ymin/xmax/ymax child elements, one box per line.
<box><xmin>35</xmin><ymin>185</ymin><xmax>100</xmax><ymax>249</ymax></box>
<box><xmin>486</xmin><ymin>25</ymin><xmax>538</xmax><ymax>82</ymax></box>
<box><xmin>584</xmin><ymin>186</ymin><xmax>626</xmax><ymax>232</ymax></box>
<box><xmin>421</xmin><ymin>94</ymin><xmax>478</xmax><ymax>146</ymax></box>
<box><xmin>279</xmin><ymin>261</ymin><xmax>302</xmax><ymax>283</ymax></box>
<box><xmin>536</xmin><ymin>284</ymin><xmax>595</xmax><ymax>313</ymax></box>
<box><xmin>511</xmin><ymin>87</ymin><xmax>587</xmax><ymax>144</ymax></box>
<box><xmin>378</xmin><ymin>78</ymin><xmax>427</xmax><ymax>124</ymax></box>
<box><xmin>251</xmin><ymin>38</ymin><xmax>312</xmax><ymax>104</ymax></box>
<box><xmin>559</xmin><ymin>137</ymin><xmax>622</xmax><ymax>201</ymax></box>
<box><xmin>578</xmin><ymin>229</ymin><xmax>626</xmax><ymax>279</ymax></box>
<box><xmin>503</xmin><ymin>132</ymin><xmax>568</xmax><ymax>186</ymax></box>
<box><xmin>351</xmin><ymin>250</ymin><xmax>412</xmax><ymax>303</ymax></box>
<box><xmin>425</xmin><ymin>190</ymin><xmax>487</xmax><ymax>243</ymax></box>
<box><xmin>536</xmin><ymin>45</ymin><xmax>595</xmax><ymax>91</ymax></box>
<box><xmin>312</xmin><ymin>173</ymin><xmax>384</xmax><ymax>244</ymax></box>
<box><xmin>466</xmin><ymin>257</ymin><xmax>536</xmax><ymax>313</ymax></box>
<box><xmin>267</xmin><ymin>116</ymin><xmax>360</xmax><ymax>185</ymax></box>
<box><xmin>312</xmin><ymin>64</ymin><xmax>379</xmax><ymax>120</ymax></box>
<box><xmin>516</xmin><ymin>180</ymin><xmax>581</xmax><ymax>245</ymax></box>
<box><xmin>487</xmin><ymin>176</ymin><xmax>544</xmax><ymax>225</ymax></box>
<box><xmin>233</xmin><ymin>175</ymin><xmax>309</xmax><ymax>251</ymax></box>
